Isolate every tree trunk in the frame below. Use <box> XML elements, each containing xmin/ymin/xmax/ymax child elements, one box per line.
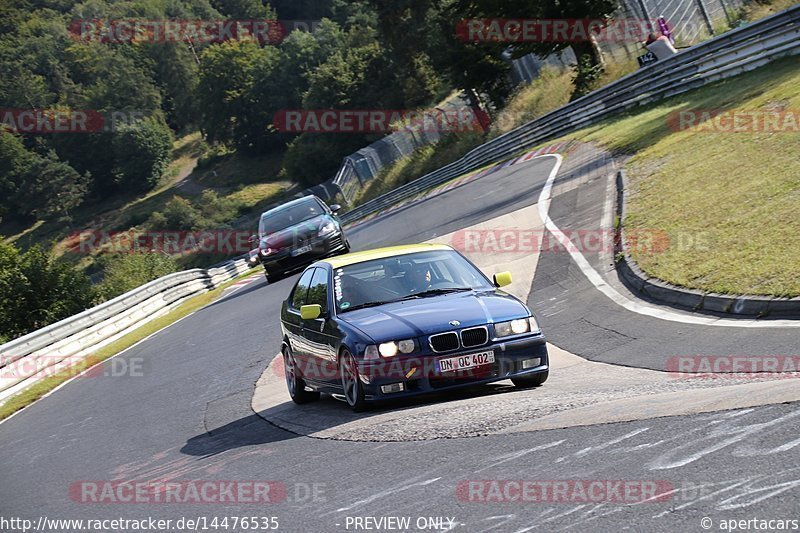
<box><xmin>570</xmin><ymin>35</ymin><xmax>606</xmax><ymax>70</ymax></box>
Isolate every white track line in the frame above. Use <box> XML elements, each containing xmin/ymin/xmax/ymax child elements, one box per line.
<box><xmin>535</xmin><ymin>154</ymin><xmax>800</xmax><ymax>328</ymax></box>
<box><xmin>0</xmin><ymin>272</ymin><xmax>263</xmax><ymax>426</ymax></box>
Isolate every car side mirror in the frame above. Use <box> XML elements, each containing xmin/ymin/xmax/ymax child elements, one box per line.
<box><xmin>248</xmin><ymin>234</ymin><xmax>258</xmax><ymax>244</ymax></box>
<box><xmin>329</xmin><ymin>204</ymin><xmax>341</xmax><ymax>214</ymax></box>
<box><xmin>300</xmin><ymin>304</ymin><xmax>322</xmax><ymax>320</ymax></box>
<box><xmin>493</xmin><ymin>271</ymin><xmax>512</xmax><ymax>288</ymax></box>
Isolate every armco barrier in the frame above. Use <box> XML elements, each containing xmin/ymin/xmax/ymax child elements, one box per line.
<box><xmin>2</xmin><ymin>7</ymin><xmax>798</xmax><ymax>406</ymax></box>
<box><xmin>336</xmin><ymin>5</ymin><xmax>799</xmax><ymax>223</ymax></box>
<box><xmin>0</xmin><ymin>257</ymin><xmax>253</xmax><ymax>403</ymax></box>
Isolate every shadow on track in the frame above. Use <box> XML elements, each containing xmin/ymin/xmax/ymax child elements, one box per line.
<box><xmin>253</xmin><ymin>379</ymin><xmax>547</xmax><ymax>441</ymax></box>
<box><xmin>181</xmin><ymin>412</ymin><xmax>297</xmax><ymax>457</ymax></box>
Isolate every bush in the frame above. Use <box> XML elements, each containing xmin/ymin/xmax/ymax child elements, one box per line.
<box><xmin>94</xmin><ymin>253</ymin><xmax>178</xmax><ymax>302</ymax></box>
<box><xmin>159</xmin><ymin>196</ymin><xmax>201</xmax><ymax>230</ymax></box>
<box><xmin>197</xmin><ymin>190</ymin><xmax>238</xmax><ymax>226</ymax></box>
<box><xmin>0</xmin><ymin>241</ymin><xmax>95</xmax><ymax>341</ymax></box>
<box><xmin>111</xmin><ymin>117</ymin><xmax>174</xmax><ymax>192</ymax></box>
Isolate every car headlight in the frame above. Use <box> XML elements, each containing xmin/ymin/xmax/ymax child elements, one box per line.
<box><xmin>260</xmin><ymin>247</ymin><xmax>276</xmax><ymax>256</ymax></box>
<box><xmin>495</xmin><ymin>317</ymin><xmax>540</xmax><ymax>337</ymax></box>
<box><xmin>397</xmin><ymin>339</ymin><xmax>415</xmax><ymax>354</ymax></box>
<box><xmin>379</xmin><ymin>342</ymin><xmax>398</xmax><ymax>357</ymax></box>
<box><xmin>368</xmin><ymin>339</ymin><xmax>415</xmax><ymax>359</ymax></box>
<box><xmin>318</xmin><ymin>221</ymin><xmax>338</xmax><ymax>237</ymax></box>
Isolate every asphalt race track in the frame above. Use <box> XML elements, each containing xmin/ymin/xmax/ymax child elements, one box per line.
<box><xmin>1</xmin><ymin>153</ymin><xmax>798</xmax><ymax>532</ymax></box>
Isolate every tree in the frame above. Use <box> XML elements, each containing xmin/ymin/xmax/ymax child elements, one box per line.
<box><xmin>13</xmin><ymin>153</ymin><xmax>89</xmax><ymax>220</ymax></box>
<box><xmin>0</xmin><ymin>133</ymin><xmax>88</xmax><ymax>221</ymax></box>
<box><xmin>366</xmin><ymin>0</ymin><xmax>447</xmax><ymax>107</ymax></box>
<box><xmin>111</xmin><ymin>117</ymin><xmax>173</xmax><ymax>192</ymax></box>
<box><xmin>0</xmin><ymin>132</ymin><xmax>30</xmax><ymax>220</ymax></box>
<box><xmin>196</xmin><ymin>41</ymin><xmax>277</xmax><ymax>148</ymax></box>
<box><xmin>211</xmin><ymin>0</ymin><xmax>276</xmax><ymax>18</ymax></box>
<box><xmin>452</xmin><ymin>0</ymin><xmax>619</xmax><ymax>98</ymax></box>
<box><xmin>145</xmin><ymin>43</ymin><xmax>201</xmax><ymax>132</ymax></box>
<box><xmin>0</xmin><ymin>241</ymin><xmax>95</xmax><ymax>341</ymax></box>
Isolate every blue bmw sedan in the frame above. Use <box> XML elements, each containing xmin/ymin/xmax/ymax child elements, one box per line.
<box><xmin>279</xmin><ymin>243</ymin><xmax>549</xmax><ymax>411</ymax></box>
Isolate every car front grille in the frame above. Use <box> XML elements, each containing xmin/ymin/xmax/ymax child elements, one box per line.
<box><xmin>460</xmin><ymin>326</ymin><xmax>488</xmax><ymax>348</ymax></box>
<box><xmin>429</xmin><ymin>332</ymin><xmax>459</xmax><ymax>353</ymax></box>
<box><xmin>328</xmin><ymin>234</ymin><xmax>344</xmax><ymax>249</ymax></box>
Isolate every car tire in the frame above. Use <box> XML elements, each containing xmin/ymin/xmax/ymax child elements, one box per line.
<box><xmin>339</xmin><ymin>349</ymin><xmax>369</xmax><ymax>412</ymax></box>
<box><xmin>283</xmin><ymin>347</ymin><xmax>320</xmax><ymax>404</ymax></box>
<box><xmin>264</xmin><ymin>267</ymin><xmax>283</xmax><ymax>283</ymax></box>
<box><xmin>511</xmin><ymin>370</ymin><xmax>549</xmax><ymax>388</ymax></box>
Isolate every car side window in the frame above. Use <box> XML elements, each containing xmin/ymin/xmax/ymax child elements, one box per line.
<box><xmin>290</xmin><ymin>268</ymin><xmax>315</xmax><ymax>309</ymax></box>
<box><xmin>307</xmin><ymin>267</ymin><xmax>329</xmax><ymax>314</ymax></box>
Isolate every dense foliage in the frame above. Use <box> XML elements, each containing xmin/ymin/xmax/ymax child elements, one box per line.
<box><xmin>0</xmin><ymin>240</ymin><xmax>95</xmax><ymax>343</ymax></box>
<box><xmin>0</xmin><ymin>0</ymin><xmax>616</xmax><ymax>341</ymax></box>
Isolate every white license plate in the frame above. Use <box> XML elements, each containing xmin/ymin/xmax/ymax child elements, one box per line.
<box><xmin>291</xmin><ymin>245</ymin><xmax>312</xmax><ymax>257</ymax></box>
<box><xmin>438</xmin><ymin>350</ymin><xmax>495</xmax><ymax>373</ymax></box>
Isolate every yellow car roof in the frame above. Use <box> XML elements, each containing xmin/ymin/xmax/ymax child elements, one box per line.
<box><xmin>322</xmin><ymin>243</ymin><xmax>453</xmax><ymax>269</ymax></box>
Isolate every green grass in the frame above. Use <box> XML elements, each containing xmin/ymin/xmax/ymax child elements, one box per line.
<box><xmin>488</xmin><ymin>67</ymin><xmax>574</xmax><ymax>138</ymax></box>
<box><xmin>0</xmin><ymin>269</ymin><xmax>257</xmax><ymax>420</ymax></box>
<box><xmin>568</xmin><ymin>56</ymin><xmax>800</xmax><ymax>296</ymax></box>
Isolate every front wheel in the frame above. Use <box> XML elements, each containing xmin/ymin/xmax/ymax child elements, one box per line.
<box><xmin>511</xmin><ymin>370</ymin><xmax>549</xmax><ymax>388</ymax></box>
<box><xmin>339</xmin><ymin>349</ymin><xmax>369</xmax><ymax>412</ymax></box>
<box><xmin>264</xmin><ymin>267</ymin><xmax>283</xmax><ymax>283</ymax></box>
<box><xmin>284</xmin><ymin>347</ymin><xmax>320</xmax><ymax>404</ymax></box>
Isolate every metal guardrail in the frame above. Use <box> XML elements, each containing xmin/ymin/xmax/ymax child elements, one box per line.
<box><xmin>0</xmin><ymin>257</ymin><xmax>254</xmax><ymax>403</ymax></box>
<box><xmin>337</xmin><ymin>5</ymin><xmax>799</xmax><ymax>225</ymax></box>
<box><xmin>1</xmin><ymin>7</ymin><xmax>797</xmax><ymax>405</ymax></box>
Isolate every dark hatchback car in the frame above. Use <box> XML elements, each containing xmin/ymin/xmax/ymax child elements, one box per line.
<box><xmin>279</xmin><ymin>243</ymin><xmax>549</xmax><ymax>411</ymax></box>
<box><xmin>255</xmin><ymin>195</ymin><xmax>350</xmax><ymax>282</ymax></box>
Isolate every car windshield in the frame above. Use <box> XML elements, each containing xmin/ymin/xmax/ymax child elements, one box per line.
<box><xmin>333</xmin><ymin>250</ymin><xmax>494</xmax><ymax>312</ymax></box>
<box><xmin>258</xmin><ymin>199</ymin><xmax>324</xmax><ymax>237</ymax></box>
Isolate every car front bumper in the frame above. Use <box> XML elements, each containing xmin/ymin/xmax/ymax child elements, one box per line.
<box><xmin>357</xmin><ymin>335</ymin><xmax>549</xmax><ymax>401</ymax></box>
<box><xmin>260</xmin><ymin>232</ymin><xmax>347</xmax><ymax>273</ymax></box>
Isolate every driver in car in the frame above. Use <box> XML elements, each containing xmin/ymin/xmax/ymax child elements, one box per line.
<box><xmin>408</xmin><ymin>265</ymin><xmax>432</xmax><ymax>293</ymax></box>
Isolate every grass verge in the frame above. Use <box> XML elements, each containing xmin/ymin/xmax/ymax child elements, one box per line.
<box><xmin>568</xmin><ymin>56</ymin><xmax>800</xmax><ymax>296</ymax></box>
<box><xmin>0</xmin><ymin>269</ymin><xmax>258</xmax><ymax>421</ymax></box>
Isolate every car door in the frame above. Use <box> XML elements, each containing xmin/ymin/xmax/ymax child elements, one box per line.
<box><xmin>285</xmin><ymin>268</ymin><xmax>315</xmax><ymax>371</ymax></box>
<box><xmin>302</xmin><ymin>266</ymin><xmax>340</xmax><ymax>385</ymax></box>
